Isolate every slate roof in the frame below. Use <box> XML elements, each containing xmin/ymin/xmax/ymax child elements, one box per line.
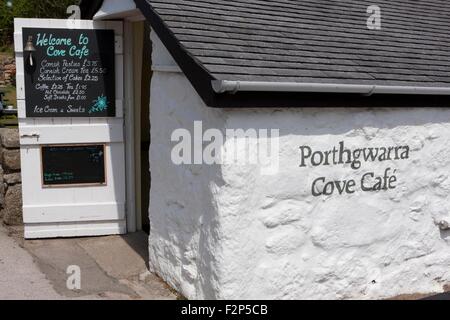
<box><xmin>82</xmin><ymin>0</ymin><xmax>450</xmax><ymax>107</ymax></box>
<box><xmin>144</xmin><ymin>0</ymin><xmax>450</xmax><ymax>88</ymax></box>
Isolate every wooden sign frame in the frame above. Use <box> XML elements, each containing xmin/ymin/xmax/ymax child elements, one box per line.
<box><xmin>15</xmin><ymin>18</ymin><xmax>124</xmax><ymax>120</ymax></box>
<box><xmin>40</xmin><ymin>143</ymin><xmax>108</xmax><ymax>188</ymax></box>
<box><xmin>22</xmin><ymin>27</ymin><xmax>116</xmax><ymax>118</ymax></box>
<box><xmin>15</xmin><ymin>19</ymin><xmax>126</xmax><ymax>239</ymax></box>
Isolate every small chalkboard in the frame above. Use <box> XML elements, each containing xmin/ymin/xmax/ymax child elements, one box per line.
<box><xmin>41</xmin><ymin>144</ymin><xmax>106</xmax><ymax>187</ymax></box>
<box><xmin>23</xmin><ymin>28</ymin><xmax>116</xmax><ymax>117</ymax></box>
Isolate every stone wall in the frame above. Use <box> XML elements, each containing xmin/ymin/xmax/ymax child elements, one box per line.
<box><xmin>148</xmin><ymin>30</ymin><xmax>450</xmax><ymax>300</ymax></box>
<box><xmin>149</xmin><ymin>32</ymin><xmax>225</xmax><ymax>299</ymax></box>
<box><xmin>0</xmin><ymin>56</ymin><xmax>16</xmax><ymax>87</ymax></box>
<box><xmin>0</xmin><ymin>128</ymin><xmax>22</xmax><ymax>225</ymax></box>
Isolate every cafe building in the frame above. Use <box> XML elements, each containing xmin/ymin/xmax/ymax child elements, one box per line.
<box><xmin>14</xmin><ymin>0</ymin><xmax>450</xmax><ymax>299</ymax></box>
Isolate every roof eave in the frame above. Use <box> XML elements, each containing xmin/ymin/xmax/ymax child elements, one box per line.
<box><xmin>134</xmin><ymin>0</ymin><xmax>217</xmax><ymax>107</ymax></box>
<box><xmin>85</xmin><ymin>0</ymin><xmax>450</xmax><ymax>108</ymax></box>
<box><xmin>80</xmin><ymin>0</ymin><xmax>104</xmax><ymax>19</ymax></box>
<box><xmin>212</xmin><ymin>80</ymin><xmax>450</xmax><ymax>96</ymax></box>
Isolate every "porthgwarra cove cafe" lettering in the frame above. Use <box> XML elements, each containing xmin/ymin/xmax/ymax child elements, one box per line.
<box><xmin>300</xmin><ymin>141</ymin><xmax>411</xmax><ymax>196</ymax></box>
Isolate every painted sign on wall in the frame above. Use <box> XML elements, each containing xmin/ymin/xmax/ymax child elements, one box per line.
<box><xmin>41</xmin><ymin>144</ymin><xmax>106</xmax><ymax>187</ymax></box>
<box><xmin>22</xmin><ymin>28</ymin><xmax>115</xmax><ymax>117</ymax></box>
<box><xmin>299</xmin><ymin>141</ymin><xmax>411</xmax><ymax>196</ymax></box>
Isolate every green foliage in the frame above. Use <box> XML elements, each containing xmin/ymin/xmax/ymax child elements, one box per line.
<box><xmin>0</xmin><ymin>45</ymin><xmax>14</xmax><ymax>55</ymax></box>
<box><xmin>0</xmin><ymin>0</ymin><xmax>81</xmax><ymax>47</ymax></box>
<box><xmin>1</xmin><ymin>84</ymin><xmax>16</xmax><ymax>107</ymax></box>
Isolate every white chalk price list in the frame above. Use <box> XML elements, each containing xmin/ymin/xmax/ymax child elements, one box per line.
<box><xmin>33</xmin><ymin>58</ymin><xmax>108</xmax><ymax>114</ymax></box>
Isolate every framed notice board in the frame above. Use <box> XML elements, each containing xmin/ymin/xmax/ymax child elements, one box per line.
<box><xmin>41</xmin><ymin>144</ymin><xmax>107</xmax><ymax>187</ymax></box>
<box><xmin>22</xmin><ymin>28</ymin><xmax>116</xmax><ymax>117</ymax></box>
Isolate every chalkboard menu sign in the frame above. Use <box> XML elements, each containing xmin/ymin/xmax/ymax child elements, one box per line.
<box><xmin>41</xmin><ymin>144</ymin><xmax>106</xmax><ymax>187</ymax></box>
<box><xmin>23</xmin><ymin>28</ymin><xmax>115</xmax><ymax>117</ymax></box>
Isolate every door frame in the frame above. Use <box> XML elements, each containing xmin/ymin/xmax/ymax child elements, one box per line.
<box><xmin>122</xmin><ymin>17</ymin><xmax>147</xmax><ymax>233</ymax></box>
<box><xmin>92</xmin><ymin>5</ymin><xmax>147</xmax><ymax>233</ymax></box>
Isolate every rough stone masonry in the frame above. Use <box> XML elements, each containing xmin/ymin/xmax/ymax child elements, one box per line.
<box><xmin>0</xmin><ymin>128</ymin><xmax>22</xmax><ymax>225</ymax></box>
<box><xmin>0</xmin><ymin>56</ymin><xmax>16</xmax><ymax>87</ymax></box>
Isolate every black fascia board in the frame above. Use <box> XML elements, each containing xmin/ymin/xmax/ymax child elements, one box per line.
<box><xmin>212</xmin><ymin>91</ymin><xmax>450</xmax><ymax>108</ymax></box>
<box><xmin>137</xmin><ymin>0</ymin><xmax>450</xmax><ymax>109</ymax></box>
<box><xmin>80</xmin><ymin>0</ymin><xmax>104</xmax><ymax>19</ymax></box>
<box><xmin>134</xmin><ymin>0</ymin><xmax>217</xmax><ymax>106</ymax></box>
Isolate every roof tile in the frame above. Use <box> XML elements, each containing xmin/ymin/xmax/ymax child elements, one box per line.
<box><xmin>147</xmin><ymin>0</ymin><xmax>450</xmax><ymax>86</ymax></box>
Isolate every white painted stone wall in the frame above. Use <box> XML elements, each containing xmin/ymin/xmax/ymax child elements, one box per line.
<box><xmin>148</xmin><ymin>31</ymin><xmax>226</xmax><ymax>299</ymax></box>
<box><xmin>148</xmin><ymin>30</ymin><xmax>450</xmax><ymax>299</ymax></box>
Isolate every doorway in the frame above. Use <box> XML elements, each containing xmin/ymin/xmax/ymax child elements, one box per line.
<box><xmin>140</xmin><ymin>23</ymin><xmax>152</xmax><ymax>233</ymax></box>
<box><xmin>130</xmin><ymin>21</ymin><xmax>152</xmax><ymax>234</ymax></box>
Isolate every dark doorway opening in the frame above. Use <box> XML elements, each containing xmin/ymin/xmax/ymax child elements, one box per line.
<box><xmin>140</xmin><ymin>22</ymin><xmax>152</xmax><ymax>234</ymax></box>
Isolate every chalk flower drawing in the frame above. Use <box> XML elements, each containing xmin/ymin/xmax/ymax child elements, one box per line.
<box><xmin>88</xmin><ymin>95</ymin><xmax>109</xmax><ymax>114</ymax></box>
